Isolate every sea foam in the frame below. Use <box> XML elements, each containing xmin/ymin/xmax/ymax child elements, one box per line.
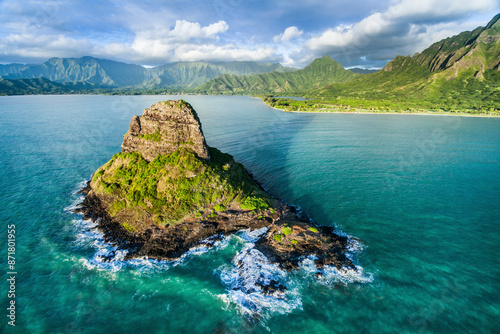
<box><xmin>218</xmin><ymin>242</ymin><xmax>303</xmax><ymax>318</ymax></box>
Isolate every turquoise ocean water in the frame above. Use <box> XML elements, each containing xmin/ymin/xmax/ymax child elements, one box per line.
<box><xmin>1</xmin><ymin>95</ymin><xmax>499</xmax><ymax>333</ymax></box>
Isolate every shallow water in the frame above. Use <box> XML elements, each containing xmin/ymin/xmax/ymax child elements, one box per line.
<box><xmin>1</xmin><ymin>95</ymin><xmax>499</xmax><ymax>333</ymax></box>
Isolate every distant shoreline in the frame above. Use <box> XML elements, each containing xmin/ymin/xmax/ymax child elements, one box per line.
<box><xmin>266</xmin><ymin>105</ymin><xmax>500</xmax><ymax>118</ymax></box>
<box><xmin>2</xmin><ymin>93</ymin><xmax>498</xmax><ymax>118</ymax></box>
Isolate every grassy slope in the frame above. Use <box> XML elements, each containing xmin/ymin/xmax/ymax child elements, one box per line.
<box><xmin>0</xmin><ymin>77</ymin><xmax>70</xmax><ymax>95</ymax></box>
<box><xmin>91</xmin><ymin>146</ymin><xmax>271</xmax><ymax>231</ymax></box>
<box><xmin>197</xmin><ymin>55</ymin><xmax>358</xmax><ymax>94</ymax></box>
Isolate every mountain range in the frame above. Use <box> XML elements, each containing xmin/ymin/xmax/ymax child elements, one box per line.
<box><xmin>0</xmin><ymin>57</ymin><xmax>292</xmax><ymax>89</ymax></box>
<box><xmin>0</xmin><ymin>13</ymin><xmax>498</xmax><ymax>112</ymax></box>
<box><xmin>196</xmin><ymin>55</ymin><xmax>358</xmax><ymax>94</ymax></box>
<box><xmin>201</xmin><ymin>13</ymin><xmax>500</xmax><ymax>111</ymax></box>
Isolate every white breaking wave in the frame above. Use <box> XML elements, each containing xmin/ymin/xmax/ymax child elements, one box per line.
<box><xmin>73</xmin><ymin>217</ymin><xmax>138</xmax><ymax>272</ymax></box>
<box><xmin>234</xmin><ymin>226</ymin><xmax>269</xmax><ymax>242</ymax></box>
<box><xmin>299</xmin><ymin>257</ymin><xmax>373</xmax><ymax>285</ymax></box>
<box><xmin>176</xmin><ymin>233</ymin><xmax>230</xmax><ymax>262</ymax></box>
<box><xmin>216</xmin><ymin>228</ymin><xmax>374</xmax><ymax>318</ymax></box>
<box><xmin>218</xmin><ymin>243</ymin><xmax>302</xmax><ymax>318</ymax></box>
<box><xmin>346</xmin><ymin>236</ymin><xmax>364</xmax><ymax>255</ymax></box>
<box><xmin>298</xmin><ymin>236</ymin><xmax>373</xmax><ymax>286</ymax></box>
<box><xmin>73</xmin><ymin>217</ymin><xmax>233</xmax><ymax>272</ymax></box>
<box><xmin>320</xmin><ymin>264</ymin><xmax>373</xmax><ymax>285</ymax></box>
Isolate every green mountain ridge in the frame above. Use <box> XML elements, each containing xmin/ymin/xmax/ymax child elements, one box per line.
<box><xmin>0</xmin><ymin>77</ymin><xmax>71</xmax><ymax>95</ymax></box>
<box><xmin>310</xmin><ymin>13</ymin><xmax>500</xmax><ymax>111</ymax></box>
<box><xmin>197</xmin><ymin>14</ymin><xmax>499</xmax><ymax>112</ymax></box>
<box><xmin>0</xmin><ymin>63</ymin><xmax>30</xmax><ymax>77</ymax></box>
<box><xmin>3</xmin><ymin>57</ymin><xmax>147</xmax><ymax>87</ymax></box>
<box><xmin>142</xmin><ymin>61</ymin><xmax>292</xmax><ymax>88</ymax></box>
<box><xmin>1</xmin><ymin>57</ymin><xmax>291</xmax><ymax>89</ymax></box>
<box><xmin>197</xmin><ymin>55</ymin><xmax>358</xmax><ymax>94</ymax></box>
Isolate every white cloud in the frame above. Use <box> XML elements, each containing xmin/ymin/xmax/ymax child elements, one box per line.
<box><xmin>118</xmin><ymin>20</ymin><xmax>275</xmax><ymax>63</ymax></box>
<box><xmin>0</xmin><ymin>0</ymin><xmax>497</xmax><ymax>68</ymax></box>
<box><xmin>130</xmin><ymin>20</ymin><xmax>228</xmax><ymax>45</ymax></box>
<box><xmin>169</xmin><ymin>20</ymin><xmax>229</xmax><ymax>40</ymax></box>
<box><xmin>273</xmin><ymin>26</ymin><xmax>303</xmax><ymax>43</ymax></box>
<box><xmin>0</xmin><ymin>34</ymin><xmax>93</xmax><ymax>60</ymax></box>
<box><xmin>0</xmin><ymin>19</ymin><xmax>277</xmax><ymax>65</ymax></box>
<box><xmin>174</xmin><ymin>44</ymin><xmax>276</xmax><ymax>62</ymax></box>
<box><xmin>306</xmin><ymin>13</ymin><xmax>388</xmax><ymax>50</ymax></box>
<box><xmin>303</xmin><ymin>0</ymin><xmax>498</xmax><ymax>67</ymax></box>
<box><xmin>387</xmin><ymin>0</ymin><xmax>497</xmax><ymax>22</ymax></box>
<box><xmin>94</xmin><ymin>20</ymin><xmax>276</xmax><ymax>64</ymax></box>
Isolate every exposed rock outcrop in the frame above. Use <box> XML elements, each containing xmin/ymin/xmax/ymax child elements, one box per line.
<box><xmin>121</xmin><ymin>100</ymin><xmax>210</xmax><ymax>161</ymax></box>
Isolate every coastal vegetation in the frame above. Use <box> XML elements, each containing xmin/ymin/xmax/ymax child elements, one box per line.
<box><xmin>0</xmin><ymin>77</ymin><xmax>73</xmax><ymax>95</ymax></box>
<box><xmin>262</xmin><ymin>94</ymin><xmax>500</xmax><ymax>116</ymax></box>
<box><xmin>92</xmin><ymin>146</ymin><xmax>270</xmax><ymax>228</ymax></box>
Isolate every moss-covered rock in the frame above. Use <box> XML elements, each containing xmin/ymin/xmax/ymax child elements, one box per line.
<box><xmin>88</xmin><ymin>101</ymin><xmax>272</xmax><ymax>233</ymax></box>
<box><xmin>90</xmin><ymin>146</ymin><xmax>270</xmax><ymax>229</ymax></box>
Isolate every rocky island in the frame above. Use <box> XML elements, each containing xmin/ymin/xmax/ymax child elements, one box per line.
<box><xmin>76</xmin><ymin>100</ymin><xmax>355</xmax><ymax>275</ymax></box>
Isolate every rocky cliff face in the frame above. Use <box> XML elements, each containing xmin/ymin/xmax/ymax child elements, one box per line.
<box><xmin>121</xmin><ymin>100</ymin><xmax>210</xmax><ymax>161</ymax></box>
<box><xmin>382</xmin><ymin>14</ymin><xmax>500</xmax><ymax>75</ymax></box>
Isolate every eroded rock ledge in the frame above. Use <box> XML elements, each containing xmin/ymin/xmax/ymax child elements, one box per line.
<box><xmin>75</xmin><ymin>100</ymin><xmax>355</xmax><ymax>275</ymax></box>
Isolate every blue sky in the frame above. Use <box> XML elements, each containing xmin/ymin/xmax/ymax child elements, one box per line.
<box><xmin>0</xmin><ymin>0</ymin><xmax>498</xmax><ymax>68</ymax></box>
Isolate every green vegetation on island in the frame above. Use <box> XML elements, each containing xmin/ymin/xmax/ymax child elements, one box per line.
<box><xmin>139</xmin><ymin>131</ymin><xmax>163</xmax><ymax>142</ymax></box>
<box><xmin>92</xmin><ymin>146</ymin><xmax>270</xmax><ymax>229</ymax></box>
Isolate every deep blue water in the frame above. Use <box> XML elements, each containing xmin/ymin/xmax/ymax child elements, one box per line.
<box><xmin>1</xmin><ymin>95</ymin><xmax>499</xmax><ymax>333</ymax></box>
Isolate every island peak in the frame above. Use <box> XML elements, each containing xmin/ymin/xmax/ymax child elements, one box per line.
<box><xmin>122</xmin><ymin>100</ymin><xmax>210</xmax><ymax>161</ymax></box>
